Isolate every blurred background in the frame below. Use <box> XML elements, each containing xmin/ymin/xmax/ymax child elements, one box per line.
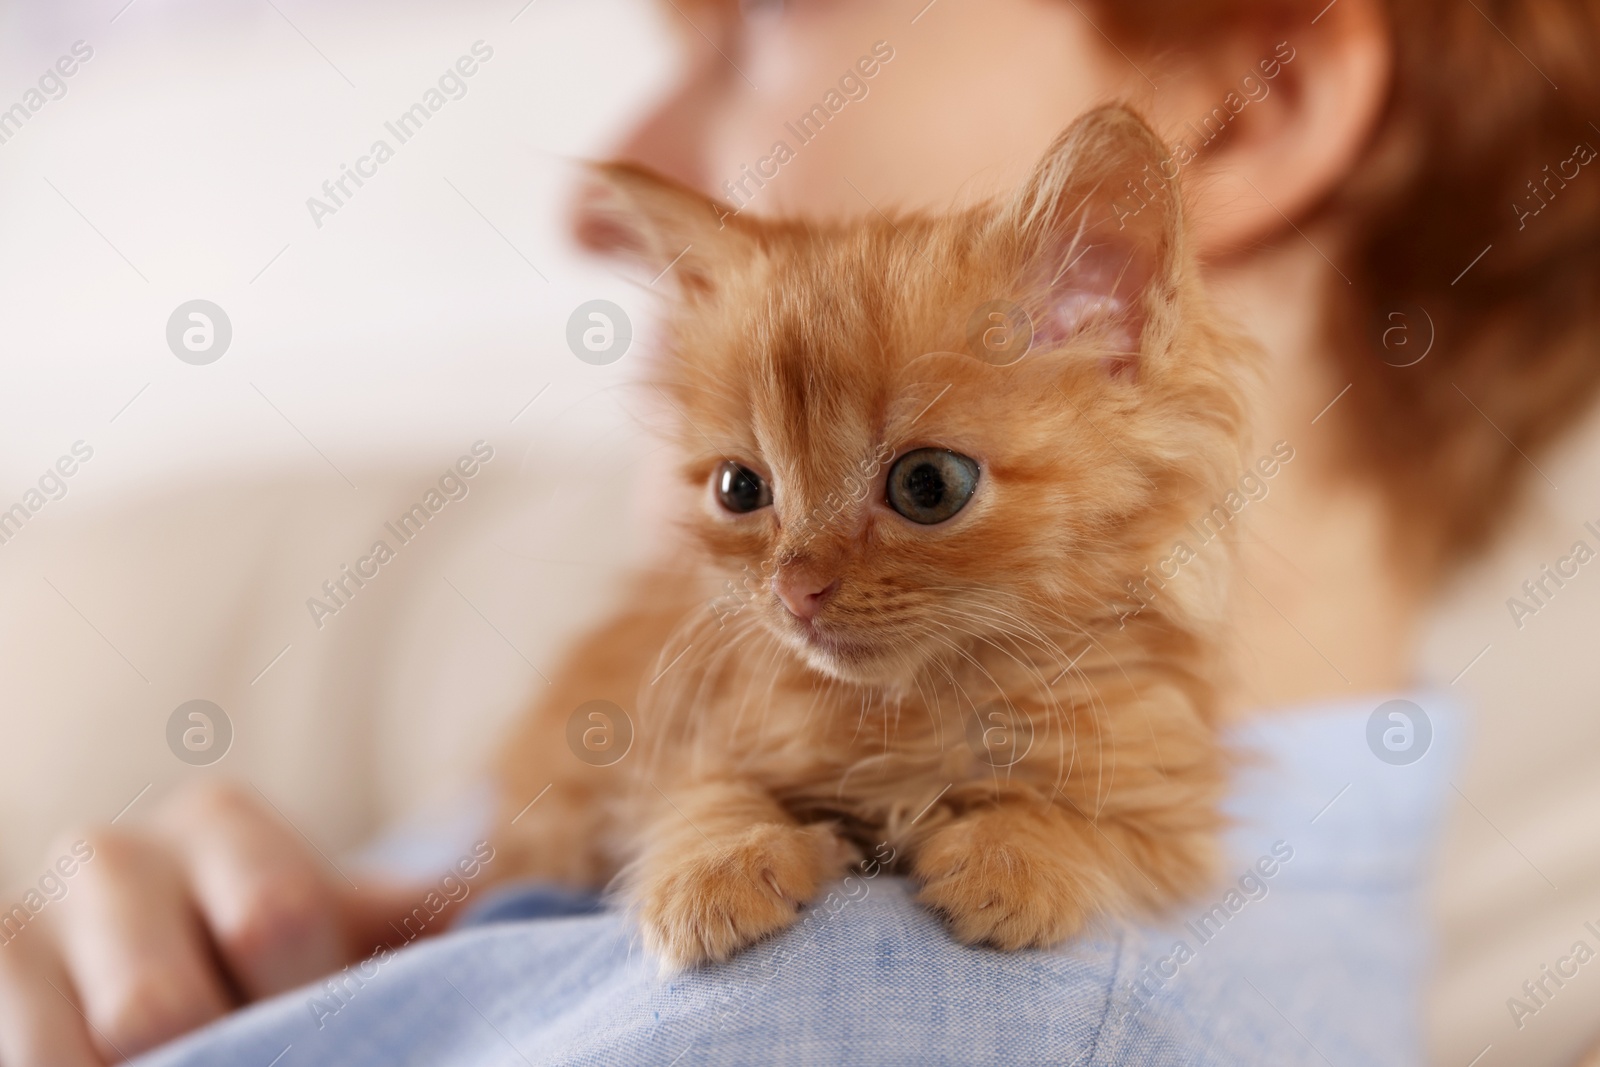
<box><xmin>0</xmin><ymin>0</ymin><xmax>669</xmax><ymax>852</ymax></box>
<box><xmin>1</xmin><ymin>2</ymin><xmax>1599</xmax><ymax>1065</ymax></box>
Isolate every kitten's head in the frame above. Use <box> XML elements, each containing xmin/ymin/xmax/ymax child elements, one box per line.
<box><xmin>583</xmin><ymin>106</ymin><xmax>1254</xmax><ymax>689</ymax></box>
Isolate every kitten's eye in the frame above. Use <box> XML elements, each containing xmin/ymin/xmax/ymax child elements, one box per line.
<box><xmin>715</xmin><ymin>461</ymin><xmax>772</xmax><ymax>514</ymax></box>
<box><xmin>885</xmin><ymin>449</ymin><xmax>979</xmax><ymax>525</ymax></box>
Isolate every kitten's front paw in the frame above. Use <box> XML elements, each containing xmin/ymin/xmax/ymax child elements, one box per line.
<box><xmin>636</xmin><ymin>822</ymin><xmax>838</xmax><ymax>968</ymax></box>
<box><xmin>914</xmin><ymin>808</ymin><xmax>1100</xmax><ymax>950</ymax></box>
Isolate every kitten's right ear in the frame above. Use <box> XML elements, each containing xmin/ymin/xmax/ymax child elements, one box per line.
<box><xmin>573</xmin><ymin>162</ymin><xmax>748</xmax><ymax>298</ymax></box>
<box><xmin>996</xmin><ymin>105</ymin><xmax>1184</xmax><ymax>376</ymax></box>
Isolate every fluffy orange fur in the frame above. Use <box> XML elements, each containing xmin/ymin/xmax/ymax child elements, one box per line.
<box><xmin>497</xmin><ymin>106</ymin><xmax>1259</xmax><ymax>968</ymax></box>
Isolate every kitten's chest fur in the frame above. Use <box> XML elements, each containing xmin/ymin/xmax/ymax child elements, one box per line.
<box><xmin>633</xmin><ymin>621</ymin><xmax>1165</xmax><ymax>848</ymax></box>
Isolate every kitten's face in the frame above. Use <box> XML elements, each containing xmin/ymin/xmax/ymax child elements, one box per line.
<box><xmin>583</xmin><ymin>108</ymin><xmax>1247</xmax><ymax>689</ymax></box>
<box><xmin>674</xmin><ymin>256</ymin><xmax>1133</xmax><ymax>687</ymax></box>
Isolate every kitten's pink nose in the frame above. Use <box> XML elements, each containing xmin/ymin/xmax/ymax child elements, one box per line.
<box><xmin>773</xmin><ymin>573</ymin><xmax>840</xmax><ymax>622</ymax></box>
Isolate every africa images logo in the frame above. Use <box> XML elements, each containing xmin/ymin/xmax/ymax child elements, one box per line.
<box><xmin>1366</xmin><ymin>699</ymin><xmax>1432</xmax><ymax>766</ymax></box>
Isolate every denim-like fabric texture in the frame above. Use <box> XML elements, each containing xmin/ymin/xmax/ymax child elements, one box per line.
<box><xmin>135</xmin><ymin>695</ymin><xmax>1459</xmax><ymax>1066</ymax></box>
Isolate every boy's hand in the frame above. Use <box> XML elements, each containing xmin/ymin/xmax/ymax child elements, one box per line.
<box><xmin>0</xmin><ymin>782</ymin><xmax>424</xmax><ymax>1066</ymax></box>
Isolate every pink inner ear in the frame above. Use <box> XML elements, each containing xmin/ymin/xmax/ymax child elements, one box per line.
<box><xmin>572</xmin><ymin>178</ymin><xmax>648</xmax><ymax>257</ymax></box>
<box><xmin>1034</xmin><ymin>232</ymin><xmax>1156</xmax><ymax>377</ymax></box>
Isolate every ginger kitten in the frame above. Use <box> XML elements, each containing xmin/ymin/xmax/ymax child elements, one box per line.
<box><xmin>498</xmin><ymin>106</ymin><xmax>1257</xmax><ymax>967</ymax></box>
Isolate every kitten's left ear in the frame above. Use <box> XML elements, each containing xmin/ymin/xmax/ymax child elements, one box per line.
<box><xmin>574</xmin><ymin>161</ymin><xmax>750</xmax><ymax>298</ymax></box>
<box><xmin>997</xmin><ymin>105</ymin><xmax>1184</xmax><ymax>375</ymax></box>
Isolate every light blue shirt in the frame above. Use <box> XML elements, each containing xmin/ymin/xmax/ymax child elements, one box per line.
<box><xmin>136</xmin><ymin>694</ymin><xmax>1459</xmax><ymax>1066</ymax></box>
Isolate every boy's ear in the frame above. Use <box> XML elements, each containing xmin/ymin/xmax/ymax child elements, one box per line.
<box><xmin>573</xmin><ymin>162</ymin><xmax>749</xmax><ymax>298</ymax></box>
<box><xmin>998</xmin><ymin>105</ymin><xmax>1183</xmax><ymax>374</ymax></box>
